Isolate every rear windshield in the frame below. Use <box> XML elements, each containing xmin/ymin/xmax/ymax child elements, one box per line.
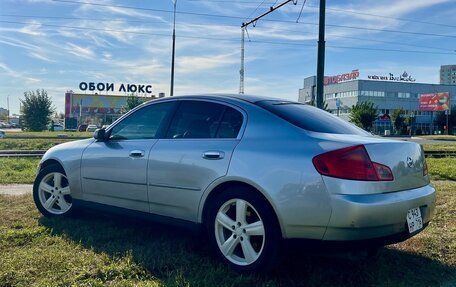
<box><xmin>256</xmin><ymin>100</ymin><xmax>368</xmax><ymax>135</ymax></box>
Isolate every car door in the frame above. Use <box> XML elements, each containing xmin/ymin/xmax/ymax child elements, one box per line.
<box><xmin>80</xmin><ymin>101</ymin><xmax>175</xmax><ymax>212</ymax></box>
<box><xmin>147</xmin><ymin>100</ymin><xmax>245</xmax><ymax>221</ymax></box>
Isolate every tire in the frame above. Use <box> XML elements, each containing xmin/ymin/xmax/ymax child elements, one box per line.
<box><xmin>33</xmin><ymin>164</ymin><xmax>74</xmax><ymax>217</ymax></box>
<box><xmin>206</xmin><ymin>186</ymin><xmax>282</xmax><ymax>272</ymax></box>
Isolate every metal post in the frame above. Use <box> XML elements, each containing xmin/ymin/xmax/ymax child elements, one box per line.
<box><xmin>446</xmin><ymin>110</ymin><xmax>449</xmax><ymax>135</ymax></box>
<box><xmin>170</xmin><ymin>0</ymin><xmax>177</xmax><ymax>97</ymax></box>
<box><xmin>239</xmin><ymin>27</ymin><xmax>245</xmax><ymax>94</ymax></box>
<box><xmin>316</xmin><ymin>0</ymin><xmax>326</xmax><ymax>109</ymax></box>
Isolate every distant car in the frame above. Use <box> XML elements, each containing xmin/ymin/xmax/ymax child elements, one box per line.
<box><xmin>48</xmin><ymin>124</ymin><xmax>64</xmax><ymax>131</ymax></box>
<box><xmin>78</xmin><ymin>124</ymin><xmax>88</xmax><ymax>132</ymax></box>
<box><xmin>33</xmin><ymin>94</ymin><xmax>436</xmax><ymax>272</ymax></box>
<box><xmin>0</xmin><ymin>129</ymin><xmax>5</xmax><ymax>138</ymax></box>
<box><xmin>86</xmin><ymin>125</ymin><xmax>98</xmax><ymax>132</ymax></box>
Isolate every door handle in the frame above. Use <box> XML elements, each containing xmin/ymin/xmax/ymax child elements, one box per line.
<box><xmin>129</xmin><ymin>150</ymin><xmax>145</xmax><ymax>158</ymax></box>
<box><xmin>203</xmin><ymin>151</ymin><xmax>225</xmax><ymax>160</ymax></box>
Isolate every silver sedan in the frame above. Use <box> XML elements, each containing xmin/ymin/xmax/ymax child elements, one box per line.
<box><xmin>33</xmin><ymin>94</ymin><xmax>435</xmax><ymax>272</ymax></box>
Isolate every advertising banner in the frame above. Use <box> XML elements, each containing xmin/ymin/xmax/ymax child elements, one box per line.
<box><xmin>419</xmin><ymin>92</ymin><xmax>450</xmax><ymax>111</ymax></box>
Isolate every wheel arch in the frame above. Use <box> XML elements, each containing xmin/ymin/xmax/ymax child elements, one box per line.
<box><xmin>200</xmin><ymin>179</ymin><xmax>284</xmax><ymax>238</ymax></box>
<box><xmin>39</xmin><ymin>158</ymin><xmax>65</xmax><ymax>173</ymax></box>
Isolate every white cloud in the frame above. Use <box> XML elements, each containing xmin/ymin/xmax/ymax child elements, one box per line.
<box><xmin>65</xmin><ymin>42</ymin><xmax>95</xmax><ymax>59</ymax></box>
<box><xmin>19</xmin><ymin>20</ymin><xmax>45</xmax><ymax>36</ymax></box>
<box><xmin>177</xmin><ymin>52</ymin><xmax>239</xmax><ymax>73</ymax></box>
<box><xmin>0</xmin><ymin>62</ymin><xmax>41</xmax><ymax>84</ymax></box>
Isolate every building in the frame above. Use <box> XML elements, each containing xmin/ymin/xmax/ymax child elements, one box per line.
<box><xmin>299</xmin><ymin>72</ymin><xmax>456</xmax><ymax>135</ymax></box>
<box><xmin>64</xmin><ymin>91</ymin><xmax>164</xmax><ymax>130</ymax></box>
<box><xmin>440</xmin><ymin>65</ymin><xmax>456</xmax><ymax>85</ymax></box>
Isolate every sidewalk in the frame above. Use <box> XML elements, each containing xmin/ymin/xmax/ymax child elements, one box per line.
<box><xmin>0</xmin><ymin>184</ymin><xmax>32</xmax><ymax>195</ymax></box>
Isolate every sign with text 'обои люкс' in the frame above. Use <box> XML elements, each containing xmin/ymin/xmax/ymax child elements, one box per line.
<box><xmin>78</xmin><ymin>82</ymin><xmax>153</xmax><ymax>94</ymax></box>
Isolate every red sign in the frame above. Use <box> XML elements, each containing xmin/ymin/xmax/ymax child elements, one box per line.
<box><xmin>324</xmin><ymin>69</ymin><xmax>359</xmax><ymax>85</ymax></box>
<box><xmin>419</xmin><ymin>92</ymin><xmax>450</xmax><ymax>111</ymax></box>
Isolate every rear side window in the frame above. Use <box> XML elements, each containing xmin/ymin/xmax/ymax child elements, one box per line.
<box><xmin>256</xmin><ymin>100</ymin><xmax>368</xmax><ymax>135</ymax></box>
<box><xmin>166</xmin><ymin>101</ymin><xmax>243</xmax><ymax>139</ymax></box>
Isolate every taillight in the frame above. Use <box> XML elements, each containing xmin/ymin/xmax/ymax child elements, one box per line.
<box><xmin>423</xmin><ymin>160</ymin><xmax>428</xmax><ymax>176</ymax></box>
<box><xmin>312</xmin><ymin>145</ymin><xmax>394</xmax><ymax>181</ymax></box>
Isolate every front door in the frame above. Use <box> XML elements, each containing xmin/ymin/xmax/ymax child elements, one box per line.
<box><xmin>81</xmin><ymin>101</ymin><xmax>175</xmax><ymax>212</ymax></box>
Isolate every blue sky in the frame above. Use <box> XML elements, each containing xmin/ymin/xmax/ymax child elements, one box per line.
<box><xmin>0</xmin><ymin>0</ymin><xmax>455</xmax><ymax>114</ymax></box>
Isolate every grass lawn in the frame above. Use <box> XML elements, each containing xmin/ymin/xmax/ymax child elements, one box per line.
<box><xmin>421</xmin><ymin>143</ymin><xmax>456</xmax><ymax>153</ymax></box>
<box><xmin>0</xmin><ymin>182</ymin><xmax>454</xmax><ymax>286</ymax></box>
<box><xmin>415</xmin><ymin>135</ymin><xmax>456</xmax><ymax>141</ymax></box>
<box><xmin>0</xmin><ymin>139</ymin><xmax>70</xmax><ymax>151</ymax></box>
<box><xmin>4</xmin><ymin>131</ymin><xmax>92</xmax><ymax>139</ymax></box>
<box><xmin>0</xmin><ymin>158</ymin><xmax>40</xmax><ymax>184</ymax></box>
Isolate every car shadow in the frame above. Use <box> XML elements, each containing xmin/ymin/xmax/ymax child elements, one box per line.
<box><xmin>39</xmin><ymin>210</ymin><xmax>456</xmax><ymax>287</ymax></box>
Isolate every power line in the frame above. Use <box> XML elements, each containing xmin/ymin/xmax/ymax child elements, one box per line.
<box><xmin>1</xmin><ymin>20</ymin><xmax>454</xmax><ymax>55</ymax></box>
<box><xmin>0</xmin><ymin>14</ymin><xmax>165</xmax><ymax>24</ymax></box>
<box><xmin>49</xmin><ymin>0</ymin><xmax>456</xmax><ymax>39</ymax></box>
<box><xmin>245</xmin><ymin>0</ymin><xmax>267</xmax><ymax>22</ymax></box>
<box><xmin>185</xmin><ymin>0</ymin><xmax>456</xmax><ymax>28</ymax></box>
<box><xmin>1</xmin><ymin>15</ymin><xmax>454</xmax><ymax>52</ymax></box>
<box><xmin>305</xmin><ymin>4</ymin><xmax>456</xmax><ymax>29</ymax></box>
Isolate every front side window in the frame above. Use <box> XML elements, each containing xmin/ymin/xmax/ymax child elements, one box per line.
<box><xmin>109</xmin><ymin>102</ymin><xmax>173</xmax><ymax>140</ymax></box>
<box><xmin>166</xmin><ymin>101</ymin><xmax>243</xmax><ymax>139</ymax></box>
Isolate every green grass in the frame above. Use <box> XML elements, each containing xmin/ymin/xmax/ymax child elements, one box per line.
<box><xmin>0</xmin><ymin>182</ymin><xmax>454</xmax><ymax>286</ymax></box>
<box><xmin>0</xmin><ymin>158</ymin><xmax>40</xmax><ymax>184</ymax></box>
<box><xmin>421</xmin><ymin>143</ymin><xmax>456</xmax><ymax>152</ymax></box>
<box><xmin>0</xmin><ymin>139</ymin><xmax>70</xmax><ymax>150</ymax></box>
<box><xmin>4</xmin><ymin>131</ymin><xmax>92</xmax><ymax>139</ymax></box>
<box><xmin>427</xmin><ymin>158</ymin><xmax>456</xmax><ymax>181</ymax></box>
<box><xmin>416</xmin><ymin>135</ymin><xmax>456</xmax><ymax>141</ymax></box>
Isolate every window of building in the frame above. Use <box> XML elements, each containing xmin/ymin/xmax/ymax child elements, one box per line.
<box><xmin>398</xmin><ymin>92</ymin><xmax>410</xmax><ymax>98</ymax></box>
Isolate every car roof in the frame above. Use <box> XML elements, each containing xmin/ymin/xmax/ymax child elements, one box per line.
<box><xmin>156</xmin><ymin>94</ymin><xmax>296</xmax><ymax>105</ymax></box>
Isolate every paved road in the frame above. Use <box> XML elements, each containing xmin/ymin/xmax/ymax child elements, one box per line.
<box><xmin>0</xmin><ymin>184</ymin><xmax>32</xmax><ymax>195</ymax></box>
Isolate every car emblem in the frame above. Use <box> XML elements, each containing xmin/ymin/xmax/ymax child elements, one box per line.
<box><xmin>406</xmin><ymin>157</ymin><xmax>414</xmax><ymax>168</ymax></box>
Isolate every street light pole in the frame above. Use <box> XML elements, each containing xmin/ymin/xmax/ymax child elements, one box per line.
<box><xmin>316</xmin><ymin>0</ymin><xmax>326</xmax><ymax>109</ymax></box>
<box><xmin>170</xmin><ymin>0</ymin><xmax>177</xmax><ymax>97</ymax></box>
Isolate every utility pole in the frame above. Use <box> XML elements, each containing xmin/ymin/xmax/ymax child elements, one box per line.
<box><xmin>170</xmin><ymin>0</ymin><xmax>177</xmax><ymax>97</ymax></box>
<box><xmin>239</xmin><ymin>27</ymin><xmax>245</xmax><ymax>94</ymax></box>
<box><xmin>240</xmin><ymin>0</ymin><xmax>295</xmax><ymax>94</ymax></box>
<box><xmin>316</xmin><ymin>0</ymin><xmax>326</xmax><ymax>109</ymax></box>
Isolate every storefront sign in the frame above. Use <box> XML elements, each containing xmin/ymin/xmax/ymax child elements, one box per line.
<box><xmin>324</xmin><ymin>69</ymin><xmax>359</xmax><ymax>85</ymax></box>
<box><xmin>368</xmin><ymin>71</ymin><xmax>416</xmax><ymax>82</ymax></box>
<box><xmin>78</xmin><ymin>82</ymin><xmax>153</xmax><ymax>94</ymax></box>
<box><xmin>419</xmin><ymin>92</ymin><xmax>450</xmax><ymax>111</ymax></box>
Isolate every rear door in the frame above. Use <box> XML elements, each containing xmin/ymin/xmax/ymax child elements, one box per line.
<box><xmin>80</xmin><ymin>101</ymin><xmax>175</xmax><ymax>212</ymax></box>
<box><xmin>147</xmin><ymin>100</ymin><xmax>245</xmax><ymax>221</ymax></box>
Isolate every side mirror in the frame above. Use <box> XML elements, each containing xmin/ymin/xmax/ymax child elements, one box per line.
<box><xmin>93</xmin><ymin>128</ymin><xmax>107</xmax><ymax>141</ymax></box>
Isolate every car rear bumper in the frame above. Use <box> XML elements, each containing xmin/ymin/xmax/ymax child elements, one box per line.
<box><xmin>323</xmin><ymin>183</ymin><xmax>436</xmax><ymax>241</ymax></box>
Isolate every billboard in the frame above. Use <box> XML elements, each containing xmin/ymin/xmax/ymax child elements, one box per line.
<box><xmin>419</xmin><ymin>92</ymin><xmax>450</xmax><ymax>111</ymax></box>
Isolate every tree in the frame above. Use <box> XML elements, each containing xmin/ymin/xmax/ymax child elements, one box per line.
<box><xmin>20</xmin><ymin>89</ymin><xmax>55</xmax><ymax>131</ymax></box>
<box><xmin>309</xmin><ymin>99</ymin><xmax>330</xmax><ymax>112</ymax></box>
<box><xmin>391</xmin><ymin>108</ymin><xmax>406</xmax><ymax>134</ymax></box>
<box><xmin>349</xmin><ymin>101</ymin><xmax>377</xmax><ymax>131</ymax></box>
<box><xmin>123</xmin><ymin>93</ymin><xmax>148</xmax><ymax>113</ymax></box>
<box><xmin>436</xmin><ymin>105</ymin><xmax>456</xmax><ymax>134</ymax></box>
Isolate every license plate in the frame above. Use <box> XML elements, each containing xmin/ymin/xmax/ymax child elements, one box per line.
<box><xmin>406</xmin><ymin>207</ymin><xmax>423</xmax><ymax>233</ymax></box>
